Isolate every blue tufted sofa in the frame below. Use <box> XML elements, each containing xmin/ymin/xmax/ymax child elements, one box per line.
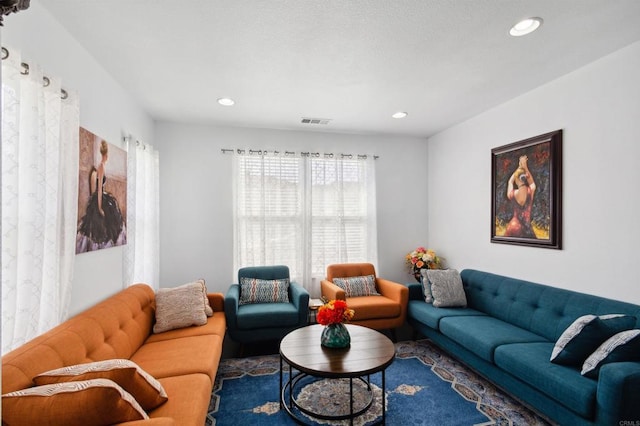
<box><xmin>406</xmin><ymin>269</ymin><xmax>640</xmax><ymax>426</ymax></box>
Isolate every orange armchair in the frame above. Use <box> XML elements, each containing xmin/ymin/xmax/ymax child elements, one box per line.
<box><xmin>320</xmin><ymin>263</ymin><xmax>408</xmax><ymax>337</ymax></box>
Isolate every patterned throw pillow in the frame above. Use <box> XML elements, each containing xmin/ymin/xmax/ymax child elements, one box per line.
<box><xmin>550</xmin><ymin>314</ymin><xmax>636</xmax><ymax>366</ymax></box>
<box><xmin>34</xmin><ymin>359</ymin><xmax>168</xmax><ymax>410</ymax></box>
<box><xmin>427</xmin><ymin>269</ymin><xmax>467</xmax><ymax>308</ymax></box>
<box><xmin>332</xmin><ymin>274</ymin><xmax>380</xmax><ymax>297</ymax></box>
<box><xmin>239</xmin><ymin>277</ymin><xmax>290</xmax><ymax>305</ymax></box>
<box><xmin>581</xmin><ymin>329</ymin><xmax>640</xmax><ymax>378</ymax></box>
<box><xmin>154</xmin><ymin>282</ymin><xmax>208</xmax><ymax>333</ymax></box>
<box><xmin>1</xmin><ymin>378</ymin><xmax>148</xmax><ymax>425</ymax></box>
<box><xmin>420</xmin><ymin>269</ymin><xmax>433</xmax><ymax>303</ymax></box>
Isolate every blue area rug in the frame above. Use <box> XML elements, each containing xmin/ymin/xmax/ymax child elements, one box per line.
<box><xmin>207</xmin><ymin>339</ymin><xmax>551</xmax><ymax>425</ymax></box>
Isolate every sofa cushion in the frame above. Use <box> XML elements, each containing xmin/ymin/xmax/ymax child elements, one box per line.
<box><xmin>146</xmin><ymin>311</ymin><xmax>226</xmax><ymax>343</ymax></box>
<box><xmin>152</xmin><ymin>374</ymin><xmax>212</xmax><ymax>425</ymax></box>
<box><xmin>33</xmin><ymin>359</ymin><xmax>168</xmax><ymax>411</ymax></box>
<box><xmin>427</xmin><ymin>269</ymin><xmax>467</xmax><ymax>308</ymax></box>
<box><xmin>550</xmin><ymin>314</ymin><xmax>636</xmax><ymax>366</ymax></box>
<box><xmin>494</xmin><ymin>342</ymin><xmax>597</xmax><ymax>419</ymax></box>
<box><xmin>239</xmin><ymin>277</ymin><xmax>290</xmax><ymax>305</ymax></box>
<box><xmin>407</xmin><ymin>300</ymin><xmax>486</xmax><ymax>330</ymax></box>
<box><xmin>236</xmin><ymin>302</ymin><xmax>301</xmax><ymax>329</ymax></box>
<box><xmin>581</xmin><ymin>329</ymin><xmax>640</xmax><ymax>378</ymax></box>
<box><xmin>333</xmin><ymin>274</ymin><xmax>380</xmax><ymax>297</ymax></box>
<box><xmin>439</xmin><ymin>316</ymin><xmax>548</xmax><ymax>362</ymax></box>
<box><xmin>345</xmin><ymin>295</ymin><xmax>400</xmax><ymax>321</ymax></box>
<box><xmin>154</xmin><ymin>282</ymin><xmax>208</xmax><ymax>333</ymax></box>
<box><xmin>1</xmin><ymin>378</ymin><xmax>148</xmax><ymax>425</ymax></box>
<box><xmin>130</xmin><ymin>335</ymin><xmax>222</xmax><ymax>381</ymax></box>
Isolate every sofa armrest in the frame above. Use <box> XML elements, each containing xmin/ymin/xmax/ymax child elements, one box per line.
<box><xmin>289</xmin><ymin>282</ymin><xmax>310</xmax><ymax>325</ymax></box>
<box><xmin>596</xmin><ymin>362</ymin><xmax>640</xmax><ymax>424</ymax></box>
<box><xmin>114</xmin><ymin>418</ymin><xmax>176</xmax><ymax>426</ymax></box>
<box><xmin>376</xmin><ymin>278</ymin><xmax>409</xmax><ymax>322</ymax></box>
<box><xmin>376</xmin><ymin>279</ymin><xmax>408</xmax><ymax>303</ymax></box>
<box><xmin>207</xmin><ymin>293</ymin><xmax>225</xmax><ymax>312</ymax></box>
<box><xmin>224</xmin><ymin>284</ymin><xmax>240</xmax><ymax>330</ymax></box>
<box><xmin>406</xmin><ymin>282</ymin><xmax>424</xmax><ymax>301</ymax></box>
<box><xmin>321</xmin><ymin>280</ymin><xmax>346</xmax><ymax>301</ymax></box>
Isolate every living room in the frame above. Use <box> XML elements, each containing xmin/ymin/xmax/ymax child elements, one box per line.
<box><xmin>4</xmin><ymin>1</ymin><xmax>639</xmax><ymax>316</ymax></box>
<box><xmin>2</xmin><ymin>1</ymin><xmax>640</xmax><ymax>425</ymax></box>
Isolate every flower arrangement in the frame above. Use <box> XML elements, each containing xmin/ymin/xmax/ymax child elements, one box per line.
<box><xmin>406</xmin><ymin>246</ymin><xmax>442</xmax><ymax>277</ymax></box>
<box><xmin>316</xmin><ymin>299</ymin><xmax>355</xmax><ymax>326</ymax></box>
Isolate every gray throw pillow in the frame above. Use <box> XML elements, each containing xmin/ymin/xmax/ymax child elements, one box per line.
<box><xmin>427</xmin><ymin>269</ymin><xmax>467</xmax><ymax>308</ymax></box>
<box><xmin>420</xmin><ymin>269</ymin><xmax>433</xmax><ymax>303</ymax></box>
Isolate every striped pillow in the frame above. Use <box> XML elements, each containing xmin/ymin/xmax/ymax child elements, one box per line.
<box><xmin>239</xmin><ymin>277</ymin><xmax>290</xmax><ymax>305</ymax></box>
<box><xmin>34</xmin><ymin>359</ymin><xmax>167</xmax><ymax>410</ymax></box>
<box><xmin>581</xmin><ymin>329</ymin><xmax>640</xmax><ymax>378</ymax></box>
<box><xmin>333</xmin><ymin>274</ymin><xmax>380</xmax><ymax>297</ymax></box>
<box><xmin>1</xmin><ymin>378</ymin><xmax>148</xmax><ymax>425</ymax></box>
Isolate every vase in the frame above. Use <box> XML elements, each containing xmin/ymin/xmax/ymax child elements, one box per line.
<box><xmin>321</xmin><ymin>323</ymin><xmax>351</xmax><ymax>348</ymax></box>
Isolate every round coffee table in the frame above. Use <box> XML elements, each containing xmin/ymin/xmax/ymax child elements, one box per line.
<box><xmin>279</xmin><ymin>324</ymin><xmax>395</xmax><ymax>425</ymax></box>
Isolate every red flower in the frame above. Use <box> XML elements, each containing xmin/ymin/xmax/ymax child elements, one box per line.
<box><xmin>317</xmin><ymin>299</ymin><xmax>355</xmax><ymax>325</ymax></box>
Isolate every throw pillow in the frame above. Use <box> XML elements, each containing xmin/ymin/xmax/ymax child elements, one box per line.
<box><xmin>420</xmin><ymin>269</ymin><xmax>433</xmax><ymax>303</ymax></box>
<box><xmin>550</xmin><ymin>314</ymin><xmax>636</xmax><ymax>366</ymax></box>
<box><xmin>1</xmin><ymin>378</ymin><xmax>148</xmax><ymax>425</ymax></box>
<box><xmin>33</xmin><ymin>359</ymin><xmax>168</xmax><ymax>410</ymax></box>
<box><xmin>581</xmin><ymin>329</ymin><xmax>640</xmax><ymax>378</ymax></box>
<box><xmin>193</xmin><ymin>278</ymin><xmax>214</xmax><ymax>316</ymax></box>
<box><xmin>239</xmin><ymin>277</ymin><xmax>290</xmax><ymax>305</ymax></box>
<box><xmin>427</xmin><ymin>269</ymin><xmax>467</xmax><ymax>308</ymax></box>
<box><xmin>154</xmin><ymin>282</ymin><xmax>208</xmax><ymax>333</ymax></box>
<box><xmin>332</xmin><ymin>274</ymin><xmax>380</xmax><ymax>297</ymax></box>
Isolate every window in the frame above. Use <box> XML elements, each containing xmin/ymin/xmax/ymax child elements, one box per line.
<box><xmin>233</xmin><ymin>153</ymin><xmax>377</xmax><ymax>295</ymax></box>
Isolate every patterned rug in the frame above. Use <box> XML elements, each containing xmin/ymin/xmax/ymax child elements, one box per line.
<box><xmin>207</xmin><ymin>339</ymin><xmax>552</xmax><ymax>425</ymax></box>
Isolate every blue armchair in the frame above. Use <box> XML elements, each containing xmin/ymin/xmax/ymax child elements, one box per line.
<box><xmin>224</xmin><ymin>265</ymin><xmax>310</xmax><ymax>344</ymax></box>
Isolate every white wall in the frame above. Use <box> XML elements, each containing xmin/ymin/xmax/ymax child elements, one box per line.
<box><xmin>427</xmin><ymin>40</ymin><xmax>640</xmax><ymax>304</ymax></box>
<box><xmin>154</xmin><ymin>123</ymin><xmax>428</xmax><ymax>295</ymax></box>
<box><xmin>2</xmin><ymin>4</ymin><xmax>155</xmax><ymax>315</ymax></box>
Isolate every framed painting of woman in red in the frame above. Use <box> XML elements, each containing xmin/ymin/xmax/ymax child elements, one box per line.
<box><xmin>491</xmin><ymin>130</ymin><xmax>562</xmax><ymax>249</ymax></box>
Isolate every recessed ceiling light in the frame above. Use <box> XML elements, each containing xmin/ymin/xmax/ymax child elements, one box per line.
<box><xmin>392</xmin><ymin>111</ymin><xmax>408</xmax><ymax>119</ymax></box>
<box><xmin>217</xmin><ymin>97</ymin><xmax>235</xmax><ymax>106</ymax></box>
<box><xmin>509</xmin><ymin>17</ymin><xmax>543</xmax><ymax>37</ymax></box>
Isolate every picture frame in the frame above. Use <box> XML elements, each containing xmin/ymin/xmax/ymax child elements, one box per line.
<box><xmin>491</xmin><ymin>130</ymin><xmax>562</xmax><ymax>249</ymax></box>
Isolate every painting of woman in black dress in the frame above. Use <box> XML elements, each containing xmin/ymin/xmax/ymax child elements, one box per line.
<box><xmin>76</xmin><ymin>129</ymin><xmax>127</xmax><ymax>253</ymax></box>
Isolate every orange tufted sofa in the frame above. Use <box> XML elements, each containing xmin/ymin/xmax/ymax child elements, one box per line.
<box><xmin>321</xmin><ymin>263</ymin><xmax>408</xmax><ymax>334</ymax></box>
<box><xmin>1</xmin><ymin>284</ymin><xmax>226</xmax><ymax>425</ymax></box>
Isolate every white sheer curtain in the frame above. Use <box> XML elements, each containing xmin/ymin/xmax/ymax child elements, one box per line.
<box><xmin>232</xmin><ymin>151</ymin><xmax>377</xmax><ymax>296</ymax></box>
<box><xmin>123</xmin><ymin>138</ymin><xmax>160</xmax><ymax>289</ymax></box>
<box><xmin>1</xmin><ymin>48</ymin><xmax>80</xmax><ymax>354</ymax></box>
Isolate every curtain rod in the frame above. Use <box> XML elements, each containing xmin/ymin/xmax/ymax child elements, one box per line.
<box><xmin>221</xmin><ymin>148</ymin><xmax>378</xmax><ymax>160</ymax></box>
<box><xmin>1</xmin><ymin>46</ymin><xmax>68</xmax><ymax>99</ymax></box>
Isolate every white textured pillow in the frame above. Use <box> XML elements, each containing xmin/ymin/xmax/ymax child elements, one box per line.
<box><xmin>154</xmin><ymin>282</ymin><xmax>208</xmax><ymax>333</ymax></box>
<box><xmin>34</xmin><ymin>359</ymin><xmax>168</xmax><ymax>410</ymax></box>
<box><xmin>427</xmin><ymin>269</ymin><xmax>467</xmax><ymax>308</ymax></box>
<box><xmin>192</xmin><ymin>278</ymin><xmax>214</xmax><ymax>316</ymax></box>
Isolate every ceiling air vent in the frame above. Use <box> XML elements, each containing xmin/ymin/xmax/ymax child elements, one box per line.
<box><xmin>301</xmin><ymin>117</ymin><xmax>331</xmax><ymax>125</ymax></box>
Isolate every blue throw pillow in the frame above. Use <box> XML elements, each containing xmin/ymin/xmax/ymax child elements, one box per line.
<box><xmin>550</xmin><ymin>314</ymin><xmax>636</xmax><ymax>366</ymax></box>
<box><xmin>332</xmin><ymin>275</ymin><xmax>380</xmax><ymax>297</ymax></box>
<box><xmin>239</xmin><ymin>277</ymin><xmax>290</xmax><ymax>305</ymax></box>
<box><xmin>581</xmin><ymin>329</ymin><xmax>640</xmax><ymax>378</ymax></box>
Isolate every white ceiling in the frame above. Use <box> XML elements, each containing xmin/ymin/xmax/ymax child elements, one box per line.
<box><xmin>41</xmin><ymin>0</ymin><xmax>640</xmax><ymax>138</ymax></box>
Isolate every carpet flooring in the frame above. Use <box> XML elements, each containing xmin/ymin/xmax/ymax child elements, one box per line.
<box><xmin>207</xmin><ymin>339</ymin><xmax>553</xmax><ymax>425</ymax></box>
